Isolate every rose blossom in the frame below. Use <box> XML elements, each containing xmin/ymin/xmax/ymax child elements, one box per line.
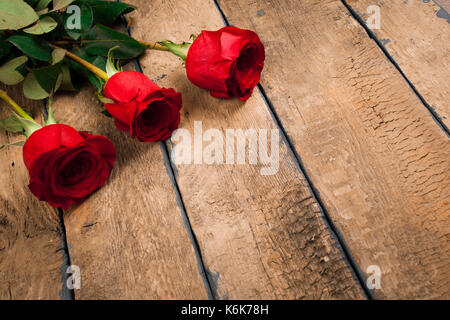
<box><xmin>23</xmin><ymin>124</ymin><xmax>116</xmax><ymax>210</ymax></box>
<box><xmin>185</xmin><ymin>26</ymin><xmax>265</xmax><ymax>101</ymax></box>
<box><xmin>104</xmin><ymin>71</ymin><xmax>182</xmax><ymax>142</ymax></box>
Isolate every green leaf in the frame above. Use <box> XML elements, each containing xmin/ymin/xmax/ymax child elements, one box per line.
<box><xmin>23</xmin><ymin>72</ymin><xmax>49</xmax><ymax>100</ymax></box>
<box><xmin>32</xmin><ymin>63</ymin><xmax>62</xmax><ymax>93</ymax></box>
<box><xmin>58</xmin><ymin>64</ymin><xmax>76</xmax><ymax>91</ymax></box>
<box><xmin>82</xmin><ymin>24</ymin><xmax>146</xmax><ymax>59</ymax></box>
<box><xmin>36</xmin><ymin>0</ymin><xmax>53</xmax><ymax>11</ymax></box>
<box><xmin>88</xmin><ymin>54</ymin><xmax>106</xmax><ymax>70</ymax></box>
<box><xmin>0</xmin><ymin>56</ymin><xmax>29</xmax><ymax>85</ymax></box>
<box><xmin>24</xmin><ymin>0</ymin><xmax>41</xmax><ymax>7</ymax></box>
<box><xmin>71</xmin><ymin>46</ymin><xmax>106</xmax><ymax>70</ymax></box>
<box><xmin>68</xmin><ymin>47</ymin><xmax>105</xmax><ymax>89</ymax></box>
<box><xmin>0</xmin><ymin>140</ymin><xmax>26</xmax><ymax>151</ymax></box>
<box><xmin>54</xmin><ymin>69</ymin><xmax>63</xmax><ymax>92</ymax></box>
<box><xmin>105</xmin><ymin>46</ymin><xmax>121</xmax><ymax>78</ymax></box>
<box><xmin>63</xmin><ymin>2</ymin><xmax>93</xmax><ymax>40</ymax></box>
<box><xmin>23</xmin><ymin>16</ymin><xmax>58</xmax><ymax>35</ymax></box>
<box><xmin>7</xmin><ymin>35</ymin><xmax>52</xmax><ymax>61</ymax></box>
<box><xmin>87</xmin><ymin>73</ymin><xmax>101</xmax><ymax>89</ymax></box>
<box><xmin>51</xmin><ymin>0</ymin><xmax>75</xmax><ymax>12</ymax></box>
<box><xmin>0</xmin><ymin>34</ymin><xmax>12</xmax><ymax>60</ymax></box>
<box><xmin>0</xmin><ymin>117</ymin><xmax>24</xmax><ymax>133</ymax></box>
<box><xmin>11</xmin><ymin>112</ymin><xmax>41</xmax><ymax>137</ymax></box>
<box><xmin>0</xmin><ymin>112</ymin><xmax>41</xmax><ymax>137</ymax></box>
<box><xmin>0</xmin><ymin>0</ymin><xmax>39</xmax><ymax>30</ymax></box>
<box><xmin>36</xmin><ymin>8</ymin><xmax>49</xmax><ymax>15</ymax></box>
<box><xmin>51</xmin><ymin>48</ymin><xmax>66</xmax><ymax>64</ymax></box>
<box><xmin>82</xmin><ymin>0</ymin><xmax>136</xmax><ymax>25</ymax></box>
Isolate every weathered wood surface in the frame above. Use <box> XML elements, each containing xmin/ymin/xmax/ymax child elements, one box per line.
<box><xmin>217</xmin><ymin>0</ymin><xmax>450</xmax><ymax>299</ymax></box>
<box><xmin>0</xmin><ymin>85</ymin><xmax>63</xmax><ymax>299</ymax></box>
<box><xmin>2</xmin><ymin>0</ymin><xmax>449</xmax><ymax>300</ymax></box>
<box><xmin>129</xmin><ymin>0</ymin><xmax>367</xmax><ymax>299</ymax></box>
<box><xmin>53</xmin><ymin>87</ymin><xmax>208</xmax><ymax>299</ymax></box>
<box><xmin>348</xmin><ymin>0</ymin><xmax>450</xmax><ymax>129</ymax></box>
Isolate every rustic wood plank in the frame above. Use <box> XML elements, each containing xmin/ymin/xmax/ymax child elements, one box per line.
<box><xmin>53</xmin><ymin>87</ymin><xmax>208</xmax><ymax>299</ymax></box>
<box><xmin>348</xmin><ymin>0</ymin><xmax>450</xmax><ymax>130</ymax></box>
<box><xmin>216</xmin><ymin>0</ymin><xmax>450</xmax><ymax>299</ymax></box>
<box><xmin>128</xmin><ymin>0</ymin><xmax>367</xmax><ymax>299</ymax></box>
<box><xmin>0</xmin><ymin>85</ymin><xmax>63</xmax><ymax>299</ymax></box>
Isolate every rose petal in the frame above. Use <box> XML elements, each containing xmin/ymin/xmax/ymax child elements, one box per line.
<box><xmin>104</xmin><ymin>71</ymin><xmax>160</xmax><ymax>103</ymax></box>
<box><xmin>23</xmin><ymin>124</ymin><xmax>84</xmax><ymax>170</ymax></box>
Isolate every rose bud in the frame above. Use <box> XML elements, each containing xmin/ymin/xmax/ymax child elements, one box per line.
<box><xmin>103</xmin><ymin>71</ymin><xmax>182</xmax><ymax>142</ymax></box>
<box><xmin>23</xmin><ymin>124</ymin><xmax>116</xmax><ymax>210</ymax></box>
<box><xmin>160</xmin><ymin>26</ymin><xmax>265</xmax><ymax>101</ymax></box>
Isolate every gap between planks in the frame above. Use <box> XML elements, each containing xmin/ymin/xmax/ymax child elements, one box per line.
<box><xmin>340</xmin><ymin>0</ymin><xmax>450</xmax><ymax>137</ymax></box>
<box><xmin>55</xmin><ymin>2</ymin><xmax>215</xmax><ymax>300</ymax></box>
<box><xmin>56</xmin><ymin>5</ymin><xmax>215</xmax><ymax>300</ymax></box>
<box><xmin>57</xmin><ymin>208</ymin><xmax>75</xmax><ymax>300</ymax></box>
<box><xmin>216</xmin><ymin>0</ymin><xmax>449</xmax><ymax>299</ymax></box>
<box><xmin>42</xmin><ymin>101</ymin><xmax>75</xmax><ymax>300</ymax></box>
<box><xmin>57</xmin><ymin>0</ymin><xmax>405</xmax><ymax>299</ymax></box>
<box><xmin>213</xmin><ymin>0</ymin><xmax>375</xmax><ymax>300</ymax></box>
<box><xmin>120</xmin><ymin>8</ymin><xmax>215</xmax><ymax>299</ymax></box>
<box><xmin>124</xmin><ymin>0</ymin><xmax>369</xmax><ymax>299</ymax></box>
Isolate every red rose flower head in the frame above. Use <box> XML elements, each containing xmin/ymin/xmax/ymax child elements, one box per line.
<box><xmin>104</xmin><ymin>71</ymin><xmax>182</xmax><ymax>142</ymax></box>
<box><xmin>23</xmin><ymin>124</ymin><xmax>116</xmax><ymax>210</ymax></box>
<box><xmin>185</xmin><ymin>26</ymin><xmax>265</xmax><ymax>101</ymax></box>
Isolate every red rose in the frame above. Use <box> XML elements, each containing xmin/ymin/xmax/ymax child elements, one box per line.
<box><xmin>23</xmin><ymin>124</ymin><xmax>116</xmax><ymax>210</ymax></box>
<box><xmin>104</xmin><ymin>71</ymin><xmax>182</xmax><ymax>142</ymax></box>
<box><xmin>185</xmin><ymin>26</ymin><xmax>265</xmax><ymax>101</ymax></box>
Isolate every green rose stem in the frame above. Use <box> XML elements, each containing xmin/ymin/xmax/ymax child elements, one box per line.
<box><xmin>50</xmin><ymin>44</ymin><xmax>109</xmax><ymax>81</ymax></box>
<box><xmin>64</xmin><ymin>49</ymin><xmax>109</xmax><ymax>81</ymax></box>
<box><xmin>148</xmin><ymin>41</ymin><xmax>192</xmax><ymax>61</ymax></box>
<box><xmin>51</xmin><ymin>41</ymin><xmax>174</xmax><ymax>83</ymax></box>
<box><xmin>0</xmin><ymin>89</ymin><xmax>35</xmax><ymax>121</ymax></box>
<box><xmin>139</xmin><ymin>41</ymin><xmax>169</xmax><ymax>51</ymax></box>
<box><xmin>51</xmin><ymin>43</ymin><xmax>164</xmax><ymax>82</ymax></box>
<box><xmin>51</xmin><ymin>40</ymin><xmax>169</xmax><ymax>52</ymax></box>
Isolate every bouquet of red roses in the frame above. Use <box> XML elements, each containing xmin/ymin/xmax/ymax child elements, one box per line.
<box><xmin>0</xmin><ymin>0</ymin><xmax>264</xmax><ymax>209</ymax></box>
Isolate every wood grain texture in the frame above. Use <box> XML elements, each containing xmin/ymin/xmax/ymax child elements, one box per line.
<box><xmin>217</xmin><ymin>0</ymin><xmax>450</xmax><ymax>299</ymax></box>
<box><xmin>54</xmin><ymin>87</ymin><xmax>208</xmax><ymax>299</ymax></box>
<box><xmin>348</xmin><ymin>0</ymin><xmax>450</xmax><ymax>129</ymax></box>
<box><xmin>0</xmin><ymin>85</ymin><xmax>63</xmax><ymax>299</ymax></box>
<box><xmin>128</xmin><ymin>0</ymin><xmax>366</xmax><ymax>299</ymax></box>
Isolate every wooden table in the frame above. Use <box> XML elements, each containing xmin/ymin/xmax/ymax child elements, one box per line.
<box><xmin>1</xmin><ymin>0</ymin><xmax>448</xmax><ymax>300</ymax></box>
